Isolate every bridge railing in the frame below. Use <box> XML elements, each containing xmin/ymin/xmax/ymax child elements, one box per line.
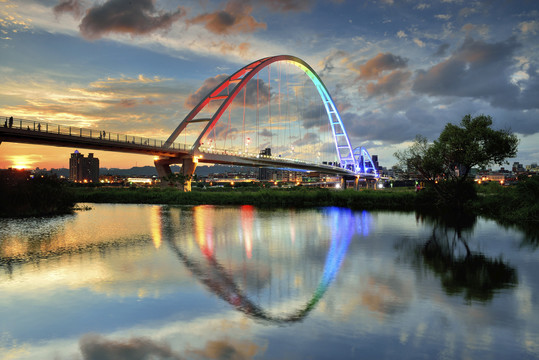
<box><xmin>198</xmin><ymin>146</ymin><xmax>344</xmax><ymax>170</ymax></box>
<box><xmin>1</xmin><ymin>116</ymin><xmax>190</xmax><ymax>151</ymax></box>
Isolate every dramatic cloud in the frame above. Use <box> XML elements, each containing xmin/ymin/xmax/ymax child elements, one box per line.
<box><xmin>184</xmin><ymin>74</ymin><xmax>230</xmax><ymax>109</ymax></box>
<box><xmin>78</xmin><ymin>0</ymin><xmax>185</xmax><ymax>40</ymax></box>
<box><xmin>358</xmin><ymin>53</ymin><xmax>408</xmax><ymax>80</ymax></box>
<box><xmin>79</xmin><ymin>333</ymin><xmax>184</xmax><ymax>360</ymax></box>
<box><xmin>366</xmin><ymin>70</ymin><xmax>411</xmax><ymax>97</ymax></box>
<box><xmin>185</xmin><ymin>74</ymin><xmax>270</xmax><ymax>109</ymax></box>
<box><xmin>53</xmin><ymin>0</ymin><xmax>85</xmax><ymax>18</ymax></box>
<box><xmin>188</xmin><ymin>0</ymin><xmax>266</xmax><ymax>35</ymax></box>
<box><xmin>412</xmin><ymin>37</ymin><xmax>533</xmax><ymax>110</ymax></box>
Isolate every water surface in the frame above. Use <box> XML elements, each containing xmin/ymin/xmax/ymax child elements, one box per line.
<box><xmin>0</xmin><ymin>204</ymin><xmax>537</xmax><ymax>359</ymax></box>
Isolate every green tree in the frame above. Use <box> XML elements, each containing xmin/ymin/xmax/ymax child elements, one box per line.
<box><xmin>395</xmin><ymin>114</ymin><xmax>519</xmax><ymax>207</ymax></box>
<box><xmin>163</xmin><ymin>172</ymin><xmax>192</xmax><ymax>191</ymax></box>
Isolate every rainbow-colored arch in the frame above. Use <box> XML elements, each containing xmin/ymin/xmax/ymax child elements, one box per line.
<box><xmin>166</xmin><ymin>55</ymin><xmax>375</xmax><ymax>175</ymax></box>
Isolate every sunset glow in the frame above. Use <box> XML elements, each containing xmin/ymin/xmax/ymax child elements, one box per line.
<box><xmin>1</xmin><ymin>0</ymin><xmax>538</xmax><ymax>169</ymax></box>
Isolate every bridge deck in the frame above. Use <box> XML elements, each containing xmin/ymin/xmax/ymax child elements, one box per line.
<box><xmin>0</xmin><ymin>117</ymin><xmax>189</xmax><ymax>157</ymax></box>
<box><xmin>0</xmin><ymin>117</ymin><xmax>375</xmax><ymax>177</ymax></box>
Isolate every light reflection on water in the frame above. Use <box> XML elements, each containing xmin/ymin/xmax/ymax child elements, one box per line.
<box><xmin>0</xmin><ymin>204</ymin><xmax>537</xmax><ymax>359</ymax></box>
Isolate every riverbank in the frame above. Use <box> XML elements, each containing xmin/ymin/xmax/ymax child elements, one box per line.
<box><xmin>69</xmin><ymin>186</ymin><xmax>418</xmax><ymax>210</ymax></box>
<box><xmin>67</xmin><ymin>177</ymin><xmax>539</xmax><ymax>228</ymax></box>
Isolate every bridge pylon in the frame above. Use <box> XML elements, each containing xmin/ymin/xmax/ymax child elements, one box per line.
<box><xmin>154</xmin><ymin>156</ymin><xmax>197</xmax><ymax>192</ymax></box>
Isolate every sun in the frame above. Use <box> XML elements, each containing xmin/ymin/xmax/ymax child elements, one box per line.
<box><xmin>10</xmin><ymin>155</ymin><xmax>33</xmax><ymax>170</ymax></box>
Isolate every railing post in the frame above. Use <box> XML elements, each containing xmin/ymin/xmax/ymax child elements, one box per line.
<box><xmin>69</xmin><ymin>126</ymin><xmax>71</xmax><ymax>136</ymax></box>
<box><xmin>46</xmin><ymin>123</ymin><xmax>48</xmax><ymax>133</ymax></box>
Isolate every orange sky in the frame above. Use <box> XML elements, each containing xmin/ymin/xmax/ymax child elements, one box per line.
<box><xmin>0</xmin><ymin>142</ymin><xmax>155</xmax><ymax>170</ymax></box>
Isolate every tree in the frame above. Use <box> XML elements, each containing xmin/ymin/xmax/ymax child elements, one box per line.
<box><xmin>395</xmin><ymin>114</ymin><xmax>519</xmax><ymax>207</ymax></box>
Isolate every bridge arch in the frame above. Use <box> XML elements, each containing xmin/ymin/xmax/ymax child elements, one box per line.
<box><xmin>165</xmin><ymin>55</ymin><xmax>359</xmax><ymax>172</ymax></box>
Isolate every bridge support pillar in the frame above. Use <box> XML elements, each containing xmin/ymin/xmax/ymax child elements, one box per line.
<box><xmin>341</xmin><ymin>175</ymin><xmax>359</xmax><ymax>190</ymax></box>
<box><xmin>154</xmin><ymin>159</ymin><xmax>172</xmax><ymax>178</ymax></box>
<box><xmin>154</xmin><ymin>156</ymin><xmax>197</xmax><ymax>192</ymax></box>
<box><xmin>180</xmin><ymin>157</ymin><xmax>197</xmax><ymax>192</ymax></box>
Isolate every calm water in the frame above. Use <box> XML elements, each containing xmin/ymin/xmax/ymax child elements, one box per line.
<box><xmin>0</xmin><ymin>204</ymin><xmax>537</xmax><ymax>359</ymax></box>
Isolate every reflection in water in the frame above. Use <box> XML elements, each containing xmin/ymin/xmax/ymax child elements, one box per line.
<box><xmin>1</xmin><ymin>205</ymin><xmax>537</xmax><ymax>359</ymax></box>
<box><xmin>415</xmin><ymin>212</ymin><xmax>518</xmax><ymax>303</ymax></box>
<box><xmin>151</xmin><ymin>205</ymin><xmax>163</xmax><ymax>249</ymax></box>
<box><xmin>164</xmin><ymin>206</ymin><xmax>369</xmax><ymax>324</ymax></box>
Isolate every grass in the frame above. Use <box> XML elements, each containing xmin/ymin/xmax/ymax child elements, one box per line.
<box><xmin>69</xmin><ymin>186</ymin><xmax>419</xmax><ymax>211</ymax></box>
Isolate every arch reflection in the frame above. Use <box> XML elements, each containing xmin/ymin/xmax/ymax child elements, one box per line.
<box><xmin>162</xmin><ymin>206</ymin><xmax>370</xmax><ymax>324</ymax></box>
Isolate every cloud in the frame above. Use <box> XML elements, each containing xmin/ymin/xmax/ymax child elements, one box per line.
<box><xmin>319</xmin><ymin>49</ymin><xmax>349</xmax><ymax>77</ymax></box>
<box><xmin>366</xmin><ymin>70</ymin><xmax>411</xmax><ymax>97</ymax></box>
<box><xmin>79</xmin><ymin>333</ymin><xmax>184</xmax><ymax>360</ymax></box>
<box><xmin>459</xmin><ymin>7</ymin><xmax>477</xmax><ymax>18</ymax></box>
<box><xmin>396</xmin><ymin>30</ymin><xmax>407</xmax><ymax>38</ymax></box>
<box><xmin>433</xmin><ymin>43</ymin><xmax>450</xmax><ymax>57</ymax></box>
<box><xmin>188</xmin><ymin>0</ymin><xmax>266</xmax><ymax>35</ymax></box>
<box><xmin>413</xmin><ymin>38</ymin><xmax>425</xmax><ymax>47</ymax></box>
<box><xmin>185</xmin><ymin>74</ymin><xmax>270</xmax><ymax>110</ymax></box>
<box><xmin>301</xmin><ymin>103</ymin><xmax>327</xmax><ymax>129</ymax></box>
<box><xmin>78</xmin><ymin>0</ymin><xmax>185</xmax><ymax>40</ymax></box>
<box><xmin>293</xmin><ymin>132</ymin><xmax>319</xmax><ymax>146</ymax></box>
<box><xmin>184</xmin><ymin>74</ymin><xmax>230</xmax><ymax>109</ymax></box>
<box><xmin>261</xmin><ymin>0</ymin><xmax>315</xmax><ymax>12</ymax></box>
<box><xmin>53</xmin><ymin>0</ymin><xmax>85</xmax><ymax>19</ymax></box>
<box><xmin>435</xmin><ymin>14</ymin><xmax>451</xmax><ymax>20</ymax></box>
<box><xmin>259</xmin><ymin>128</ymin><xmax>274</xmax><ymax>137</ymax></box>
<box><xmin>519</xmin><ymin>20</ymin><xmax>539</xmax><ymax>35</ymax></box>
<box><xmin>413</xmin><ymin>37</ymin><xmax>528</xmax><ymax>109</ymax></box>
<box><xmin>461</xmin><ymin>23</ymin><xmax>489</xmax><ymax>37</ymax></box>
<box><xmin>358</xmin><ymin>53</ymin><xmax>408</xmax><ymax>80</ymax></box>
<box><xmin>186</xmin><ymin>338</ymin><xmax>266</xmax><ymax>360</ymax></box>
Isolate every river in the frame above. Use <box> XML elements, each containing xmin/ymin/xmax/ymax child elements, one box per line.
<box><xmin>0</xmin><ymin>204</ymin><xmax>537</xmax><ymax>359</ymax></box>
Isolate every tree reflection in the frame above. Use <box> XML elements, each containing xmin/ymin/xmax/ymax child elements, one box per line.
<box><xmin>416</xmin><ymin>211</ymin><xmax>518</xmax><ymax>303</ymax></box>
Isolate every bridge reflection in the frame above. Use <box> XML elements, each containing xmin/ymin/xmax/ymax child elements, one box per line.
<box><xmin>161</xmin><ymin>206</ymin><xmax>371</xmax><ymax>324</ymax></box>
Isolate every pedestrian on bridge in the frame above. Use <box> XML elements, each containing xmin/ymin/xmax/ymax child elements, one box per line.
<box><xmin>9</xmin><ymin>116</ymin><xmax>13</xmax><ymax>128</ymax></box>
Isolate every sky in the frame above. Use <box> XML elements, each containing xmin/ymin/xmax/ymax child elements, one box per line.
<box><xmin>0</xmin><ymin>0</ymin><xmax>538</xmax><ymax>170</ymax></box>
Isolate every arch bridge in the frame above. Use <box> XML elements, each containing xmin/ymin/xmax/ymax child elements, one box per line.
<box><xmin>0</xmin><ymin>55</ymin><xmax>379</xmax><ymax>189</ymax></box>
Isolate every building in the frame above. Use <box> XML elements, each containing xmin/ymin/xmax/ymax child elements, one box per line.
<box><xmin>69</xmin><ymin>150</ymin><xmax>99</xmax><ymax>183</ymax></box>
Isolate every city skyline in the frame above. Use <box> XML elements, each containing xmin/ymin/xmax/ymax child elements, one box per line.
<box><xmin>1</xmin><ymin>0</ymin><xmax>538</xmax><ymax>170</ymax></box>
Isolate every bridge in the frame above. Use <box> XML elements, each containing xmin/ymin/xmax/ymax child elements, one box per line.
<box><xmin>0</xmin><ymin>55</ymin><xmax>379</xmax><ymax>190</ymax></box>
